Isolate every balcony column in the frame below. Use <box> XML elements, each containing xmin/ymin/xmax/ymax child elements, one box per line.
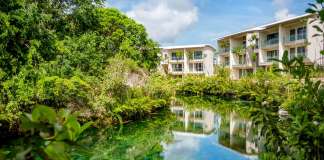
<box><xmin>279</xmin><ymin>25</ymin><xmax>285</xmax><ymax>69</ymax></box>
<box><xmin>246</xmin><ymin>121</ymin><xmax>258</xmax><ymax>154</ymax></box>
<box><xmin>229</xmin><ymin>38</ymin><xmax>236</xmax><ymax>79</ymax></box>
<box><xmin>229</xmin><ymin>112</ymin><xmax>236</xmax><ymax>146</ymax></box>
<box><xmin>168</xmin><ymin>52</ymin><xmax>172</xmax><ymax>73</ymax></box>
<box><xmin>184</xmin><ymin>110</ymin><xmax>190</xmax><ymax>132</ymax></box>
<box><xmin>183</xmin><ymin>48</ymin><xmax>189</xmax><ymax>74</ymax></box>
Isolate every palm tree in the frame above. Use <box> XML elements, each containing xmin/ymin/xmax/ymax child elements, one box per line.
<box><xmin>248</xmin><ymin>34</ymin><xmax>258</xmax><ymax>72</ymax></box>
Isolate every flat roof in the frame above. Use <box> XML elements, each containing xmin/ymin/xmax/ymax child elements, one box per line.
<box><xmin>217</xmin><ymin>14</ymin><xmax>312</xmax><ymax>41</ymax></box>
<box><xmin>161</xmin><ymin>44</ymin><xmax>216</xmax><ymax>50</ymax></box>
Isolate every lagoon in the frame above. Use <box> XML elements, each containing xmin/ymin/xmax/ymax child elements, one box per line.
<box><xmin>70</xmin><ymin>97</ymin><xmax>261</xmax><ymax>160</ymax></box>
<box><xmin>1</xmin><ymin>97</ymin><xmax>262</xmax><ymax>160</ymax></box>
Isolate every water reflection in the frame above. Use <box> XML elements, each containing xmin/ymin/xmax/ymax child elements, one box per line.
<box><xmin>162</xmin><ymin>100</ymin><xmax>259</xmax><ymax>160</ymax></box>
<box><xmin>0</xmin><ymin>98</ymin><xmax>261</xmax><ymax>160</ymax></box>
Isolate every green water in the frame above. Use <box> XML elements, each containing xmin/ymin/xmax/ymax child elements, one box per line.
<box><xmin>1</xmin><ymin>97</ymin><xmax>261</xmax><ymax>160</ymax></box>
<box><xmin>71</xmin><ymin>97</ymin><xmax>260</xmax><ymax>160</ymax></box>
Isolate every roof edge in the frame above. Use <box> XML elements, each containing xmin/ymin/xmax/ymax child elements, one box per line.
<box><xmin>217</xmin><ymin>13</ymin><xmax>312</xmax><ymax>41</ymax></box>
<box><xmin>161</xmin><ymin>44</ymin><xmax>216</xmax><ymax>50</ymax></box>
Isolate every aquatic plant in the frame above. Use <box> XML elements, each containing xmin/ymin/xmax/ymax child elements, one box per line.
<box><xmin>1</xmin><ymin>105</ymin><xmax>93</xmax><ymax>159</ymax></box>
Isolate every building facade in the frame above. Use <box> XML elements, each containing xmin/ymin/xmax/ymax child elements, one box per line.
<box><xmin>217</xmin><ymin>14</ymin><xmax>324</xmax><ymax>79</ymax></box>
<box><xmin>160</xmin><ymin>44</ymin><xmax>215</xmax><ymax>77</ymax></box>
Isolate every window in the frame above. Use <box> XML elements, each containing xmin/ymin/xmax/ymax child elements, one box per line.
<box><xmin>290</xmin><ymin>48</ymin><xmax>296</xmax><ymax>60</ymax></box>
<box><xmin>174</xmin><ymin>110</ymin><xmax>184</xmax><ymax>117</ymax></box>
<box><xmin>194</xmin><ymin>63</ymin><xmax>204</xmax><ymax>72</ymax></box>
<box><xmin>223</xmin><ymin>47</ymin><xmax>230</xmax><ymax>52</ymax></box>
<box><xmin>171</xmin><ymin>52</ymin><xmax>177</xmax><ymax>60</ymax></box>
<box><xmin>243</xmin><ymin>40</ymin><xmax>247</xmax><ymax>48</ymax></box>
<box><xmin>297</xmin><ymin>26</ymin><xmax>307</xmax><ymax>40</ymax></box>
<box><xmin>238</xmin><ymin>54</ymin><xmax>246</xmax><ymax>65</ymax></box>
<box><xmin>239</xmin><ymin>69</ymin><xmax>253</xmax><ymax>78</ymax></box>
<box><xmin>224</xmin><ymin>57</ymin><xmax>230</xmax><ymax>66</ymax></box>
<box><xmin>266</xmin><ymin>33</ymin><xmax>279</xmax><ymax>45</ymax></box>
<box><xmin>297</xmin><ymin>46</ymin><xmax>306</xmax><ymax>57</ymax></box>
<box><xmin>189</xmin><ymin>63</ymin><xmax>193</xmax><ymax>71</ymax></box>
<box><xmin>255</xmin><ymin>39</ymin><xmax>259</xmax><ymax>49</ymax></box>
<box><xmin>266</xmin><ymin>50</ymin><xmax>279</xmax><ymax>62</ymax></box>
<box><xmin>171</xmin><ymin>52</ymin><xmax>183</xmax><ymax>60</ymax></box>
<box><xmin>194</xmin><ymin>111</ymin><xmax>203</xmax><ymax>119</ymax></box>
<box><xmin>239</xmin><ymin>69</ymin><xmax>244</xmax><ymax>78</ymax></box>
<box><xmin>164</xmin><ymin>54</ymin><xmax>168</xmax><ymax>60</ymax></box>
<box><xmin>290</xmin><ymin>29</ymin><xmax>296</xmax><ymax>41</ymax></box>
<box><xmin>193</xmin><ymin>51</ymin><xmax>203</xmax><ymax>59</ymax></box>
<box><xmin>172</xmin><ymin>64</ymin><xmax>183</xmax><ymax>72</ymax></box>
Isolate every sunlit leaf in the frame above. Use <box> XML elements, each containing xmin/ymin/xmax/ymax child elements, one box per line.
<box><xmin>44</xmin><ymin>142</ymin><xmax>69</xmax><ymax>160</ymax></box>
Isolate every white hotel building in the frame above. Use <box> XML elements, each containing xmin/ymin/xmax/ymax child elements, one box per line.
<box><xmin>217</xmin><ymin>14</ymin><xmax>324</xmax><ymax>79</ymax></box>
<box><xmin>159</xmin><ymin>14</ymin><xmax>324</xmax><ymax>79</ymax></box>
<box><xmin>160</xmin><ymin>44</ymin><xmax>215</xmax><ymax>77</ymax></box>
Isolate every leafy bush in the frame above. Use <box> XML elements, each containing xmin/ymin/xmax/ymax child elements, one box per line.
<box><xmin>1</xmin><ymin>105</ymin><xmax>93</xmax><ymax>160</ymax></box>
<box><xmin>0</xmin><ymin>0</ymin><xmax>162</xmax><ymax>131</ymax></box>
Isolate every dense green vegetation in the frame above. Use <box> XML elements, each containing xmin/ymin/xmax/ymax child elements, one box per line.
<box><xmin>0</xmin><ymin>0</ymin><xmax>168</xmax><ymax>158</ymax></box>
<box><xmin>0</xmin><ymin>0</ymin><xmax>163</xmax><ymax>128</ymax></box>
<box><xmin>1</xmin><ymin>0</ymin><xmax>324</xmax><ymax>159</ymax></box>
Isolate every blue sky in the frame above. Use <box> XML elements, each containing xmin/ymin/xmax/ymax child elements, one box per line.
<box><xmin>106</xmin><ymin>0</ymin><xmax>310</xmax><ymax>47</ymax></box>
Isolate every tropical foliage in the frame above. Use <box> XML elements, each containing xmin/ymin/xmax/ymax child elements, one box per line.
<box><xmin>0</xmin><ymin>0</ymin><xmax>161</xmax><ymax>123</ymax></box>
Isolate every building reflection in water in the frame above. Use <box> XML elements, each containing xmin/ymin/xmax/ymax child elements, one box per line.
<box><xmin>168</xmin><ymin>100</ymin><xmax>259</xmax><ymax>159</ymax></box>
<box><xmin>216</xmin><ymin>113</ymin><xmax>259</xmax><ymax>155</ymax></box>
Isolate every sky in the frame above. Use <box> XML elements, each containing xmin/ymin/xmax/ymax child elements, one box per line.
<box><xmin>106</xmin><ymin>0</ymin><xmax>310</xmax><ymax>47</ymax></box>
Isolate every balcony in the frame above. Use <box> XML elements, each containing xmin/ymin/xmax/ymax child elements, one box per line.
<box><xmin>219</xmin><ymin>47</ymin><xmax>230</xmax><ymax>55</ymax></box>
<box><xmin>284</xmin><ymin>34</ymin><xmax>307</xmax><ymax>47</ymax></box>
<box><xmin>170</xmin><ymin>56</ymin><xmax>184</xmax><ymax>63</ymax></box>
<box><xmin>189</xmin><ymin>54</ymin><xmax>204</xmax><ymax>62</ymax></box>
<box><xmin>189</xmin><ymin>63</ymin><xmax>204</xmax><ymax>74</ymax></box>
<box><xmin>232</xmin><ymin>62</ymin><xmax>251</xmax><ymax>68</ymax></box>
<box><xmin>188</xmin><ymin>71</ymin><xmax>205</xmax><ymax>75</ymax></box>
<box><xmin>232</xmin><ymin>57</ymin><xmax>252</xmax><ymax>68</ymax></box>
<box><xmin>262</xmin><ymin>38</ymin><xmax>279</xmax><ymax>50</ymax></box>
<box><xmin>221</xmin><ymin>61</ymin><xmax>230</xmax><ymax>67</ymax></box>
<box><xmin>170</xmin><ymin>69</ymin><xmax>184</xmax><ymax>75</ymax></box>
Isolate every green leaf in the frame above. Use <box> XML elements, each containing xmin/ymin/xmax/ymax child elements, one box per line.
<box><xmin>312</xmin><ymin>33</ymin><xmax>322</xmax><ymax>37</ymax></box>
<box><xmin>316</xmin><ymin>0</ymin><xmax>324</xmax><ymax>4</ymax></box>
<box><xmin>319</xmin><ymin>10</ymin><xmax>324</xmax><ymax>22</ymax></box>
<box><xmin>308</xmin><ymin>3</ymin><xmax>318</xmax><ymax>9</ymax></box>
<box><xmin>306</xmin><ymin>8</ymin><xmax>316</xmax><ymax>14</ymax></box>
<box><xmin>32</xmin><ymin>105</ymin><xmax>56</xmax><ymax>124</ymax></box>
<box><xmin>313</xmin><ymin>25</ymin><xmax>323</xmax><ymax>33</ymax></box>
<box><xmin>65</xmin><ymin>116</ymin><xmax>81</xmax><ymax>141</ymax></box>
<box><xmin>44</xmin><ymin>142</ymin><xmax>69</xmax><ymax>160</ymax></box>
<box><xmin>21</xmin><ymin>114</ymin><xmax>38</xmax><ymax>130</ymax></box>
<box><xmin>80</xmin><ymin>121</ymin><xmax>94</xmax><ymax>134</ymax></box>
<box><xmin>15</xmin><ymin>147</ymin><xmax>32</xmax><ymax>160</ymax></box>
<box><xmin>321</xmin><ymin>50</ymin><xmax>324</xmax><ymax>55</ymax></box>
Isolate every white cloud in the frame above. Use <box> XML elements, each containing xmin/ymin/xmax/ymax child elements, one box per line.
<box><xmin>126</xmin><ymin>0</ymin><xmax>198</xmax><ymax>43</ymax></box>
<box><xmin>273</xmin><ymin>0</ymin><xmax>295</xmax><ymax>20</ymax></box>
<box><xmin>275</xmin><ymin>8</ymin><xmax>295</xmax><ymax>20</ymax></box>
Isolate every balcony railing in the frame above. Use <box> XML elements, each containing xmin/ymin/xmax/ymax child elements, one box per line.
<box><xmin>262</xmin><ymin>38</ymin><xmax>279</xmax><ymax>48</ymax></box>
<box><xmin>189</xmin><ymin>70</ymin><xmax>204</xmax><ymax>73</ymax></box>
<box><xmin>171</xmin><ymin>56</ymin><xmax>184</xmax><ymax>61</ymax></box>
<box><xmin>284</xmin><ymin>34</ymin><xmax>307</xmax><ymax>45</ymax></box>
<box><xmin>238</xmin><ymin>60</ymin><xmax>247</xmax><ymax>65</ymax></box>
<box><xmin>219</xmin><ymin>47</ymin><xmax>230</xmax><ymax>53</ymax></box>
<box><xmin>171</xmin><ymin>68</ymin><xmax>184</xmax><ymax>72</ymax></box>
<box><xmin>189</xmin><ymin>53</ymin><xmax>203</xmax><ymax>60</ymax></box>
<box><xmin>266</xmin><ymin>56</ymin><xmax>279</xmax><ymax>62</ymax></box>
<box><xmin>193</xmin><ymin>55</ymin><xmax>203</xmax><ymax>60</ymax></box>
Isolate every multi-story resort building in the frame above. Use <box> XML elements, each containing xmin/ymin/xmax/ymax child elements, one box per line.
<box><xmin>160</xmin><ymin>44</ymin><xmax>215</xmax><ymax>77</ymax></box>
<box><xmin>217</xmin><ymin>14</ymin><xmax>324</xmax><ymax>79</ymax></box>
